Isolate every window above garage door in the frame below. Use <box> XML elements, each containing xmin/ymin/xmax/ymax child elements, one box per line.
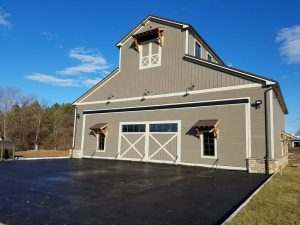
<box><xmin>122</xmin><ymin>124</ymin><xmax>146</xmax><ymax>133</ymax></box>
<box><xmin>149</xmin><ymin>123</ymin><xmax>178</xmax><ymax>132</ymax></box>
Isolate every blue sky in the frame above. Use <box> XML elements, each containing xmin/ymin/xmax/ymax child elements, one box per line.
<box><xmin>0</xmin><ymin>0</ymin><xmax>300</xmax><ymax>133</ymax></box>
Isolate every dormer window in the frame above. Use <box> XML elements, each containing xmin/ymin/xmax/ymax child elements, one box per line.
<box><xmin>132</xmin><ymin>28</ymin><xmax>164</xmax><ymax>70</ymax></box>
<box><xmin>207</xmin><ymin>54</ymin><xmax>212</xmax><ymax>62</ymax></box>
<box><xmin>195</xmin><ymin>41</ymin><xmax>201</xmax><ymax>59</ymax></box>
<box><xmin>139</xmin><ymin>41</ymin><xmax>162</xmax><ymax>69</ymax></box>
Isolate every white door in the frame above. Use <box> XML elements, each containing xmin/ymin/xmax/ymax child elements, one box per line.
<box><xmin>118</xmin><ymin>121</ymin><xmax>180</xmax><ymax>163</ymax></box>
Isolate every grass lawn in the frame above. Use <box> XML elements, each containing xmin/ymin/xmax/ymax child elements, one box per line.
<box><xmin>15</xmin><ymin>150</ymin><xmax>69</xmax><ymax>158</ymax></box>
<box><xmin>229</xmin><ymin>165</ymin><xmax>300</xmax><ymax>225</ymax></box>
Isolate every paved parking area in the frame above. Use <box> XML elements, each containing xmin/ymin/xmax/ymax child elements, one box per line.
<box><xmin>0</xmin><ymin>159</ymin><xmax>268</xmax><ymax>225</ymax></box>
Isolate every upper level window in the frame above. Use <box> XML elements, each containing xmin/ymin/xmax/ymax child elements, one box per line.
<box><xmin>140</xmin><ymin>42</ymin><xmax>162</xmax><ymax>70</ymax></box>
<box><xmin>195</xmin><ymin>41</ymin><xmax>201</xmax><ymax>59</ymax></box>
<box><xmin>207</xmin><ymin>54</ymin><xmax>212</xmax><ymax>62</ymax></box>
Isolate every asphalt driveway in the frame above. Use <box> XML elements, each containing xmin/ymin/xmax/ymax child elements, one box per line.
<box><xmin>0</xmin><ymin>159</ymin><xmax>268</xmax><ymax>225</ymax></box>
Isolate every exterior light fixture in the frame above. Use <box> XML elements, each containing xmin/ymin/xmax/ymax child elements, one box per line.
<box><xmin>106</xmin><ymin>94</ymin><xmax>114</xmax><ymax>104</ymax></box>
<box><xmin>141</xmin><ymin>89</ymin><xmax>150</xmax><ymax>101</ymax></box>
<box><xmin>255</xmin><ymin>100</ymin><xmax>262</xmax><ymax>109</ymax></box>
<box><xmin>183</xmin><ymin>83</ymin><xmax>195</xmax><ymax>97</ymax></box>
<box><xmin>76</xmin><ymin>113</ymin><xmax>80</xmax><ymax>119</ymax></box>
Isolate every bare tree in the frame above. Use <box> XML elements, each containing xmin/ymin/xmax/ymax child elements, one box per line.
<box><xmin>0</xmin><ymin>87</ymin><xmax>20</xmax><ymax>139</ymax></box>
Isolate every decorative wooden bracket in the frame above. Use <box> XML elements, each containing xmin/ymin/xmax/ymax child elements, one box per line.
<box><xmin>132</xmin><ymin>27</ymin><xmax>165</xmax><ymax>52</ymax></box>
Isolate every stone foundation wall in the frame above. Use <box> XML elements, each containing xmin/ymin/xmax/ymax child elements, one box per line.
<box><xmin>247</xmin><ymin>156</ymin><xmax>288</xmax><ymax>174</ymax></box>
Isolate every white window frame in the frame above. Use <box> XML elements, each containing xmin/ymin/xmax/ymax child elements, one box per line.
<box><xmin>139</xmin><ymin>42</ymin><xmax>162</xmax><ymax>70</ymax></box>
<box><xmin>207</xmin><ymin>53</ymin><xmax>213</xmax><ymax>62</ymax></box>
<box><xmin>194</xmin><ymin>40</ymin><xmax>202</xmax><ymax>59</ymax></box>
<box><xmin>200</xmin><ymin>131</ymin><xmax>217</xmax><ymax>159</ymax></box>
<box><xmin>96</xmin><ymin>133</ymin><xmax>106</xmax><ymax>152</ymax></box>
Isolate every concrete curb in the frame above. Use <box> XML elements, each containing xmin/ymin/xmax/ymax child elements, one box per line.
<box><xmin>221</xmin><ymin>173</ymin><xmax>275</xmax><ymax>225</ymax></box>
<box><xmin>16</xmin><ymin>156</ymin><xmax>70</xmax><ymax>160</ymax></box>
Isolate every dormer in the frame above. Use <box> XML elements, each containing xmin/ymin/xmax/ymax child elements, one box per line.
<box><xmin>132</xmin><ymin>27</ymin><xmax>165</xmax><ymax>69</ymax></box>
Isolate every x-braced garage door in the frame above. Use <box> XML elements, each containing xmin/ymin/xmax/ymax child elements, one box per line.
<box><xmin>118</xmin><ymin>121</ymin><xmax>180</xmax><ymax>164</ymax></box>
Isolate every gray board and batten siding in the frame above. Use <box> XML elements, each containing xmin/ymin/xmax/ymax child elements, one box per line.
<box><xmin>72</xmin><ymin>15</ymin><xmax>288</xmax><ymax>172</ymax></box>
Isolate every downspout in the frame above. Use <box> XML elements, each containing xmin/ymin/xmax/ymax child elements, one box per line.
<box><xmin>263</xmin><ymin>85</ymin><xmax>274</xmax><ymax>175</ymax></box>
<box><xmin>71</xmin><ymin>106</ymin><xmax>78</xmax><ymax>158</ymax></box>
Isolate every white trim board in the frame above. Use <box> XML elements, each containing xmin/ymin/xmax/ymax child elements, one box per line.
<box><xmin>270</xmin><ymin>91</ymin><xmax>275</xmax><ymax>159</ymax></box>
<box><xmin>83</xmin><ymin>97</ymin><xmax>249</xmax><ymax>114</ymax></box>
<box><xmin>81</xmin><ymin>156</ymin><xmax>246</xmax><ymax>171</ymax></box>
<box><xmin>76</xmin><ymin>83</ymin><xmax>261</xmax><ymax>106</ymax></box>
<box><xmin>184</xmin><ymin>55</ymin><xmax>276</xmax><ymax>85</ymax></box>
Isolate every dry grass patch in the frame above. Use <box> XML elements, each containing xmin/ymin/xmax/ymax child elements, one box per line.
<box><xmin>15</xmin><ymin>150</ymin><xmax>69</xmax><ymax>158</ymax></box>
<box><xmin>229</xmin><ymin>166</ymin><xmax>300</xmax><ymax>225</ymax></box>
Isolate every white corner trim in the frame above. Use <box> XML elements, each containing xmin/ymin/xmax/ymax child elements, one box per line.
<box><xmin>119</xmin><ymin>47</ymin><xmax>122</xmax><ymax>68</ymax></box>
<box><xmin>184</xmin><ymin>55</ymin><xmax>276</xmax><ymax>85</ymax></box>
<box><xmin>221</xmin><ymin>173</ymin><xmax>275</xmax><ymax>225</ymax></box>
<box><xmin>270</xmin><ymin>91</ymin><xmax>275</xmax><ymax>159</ymax></box>
<box><xmin>77</xmin><ymin>69</ymin><xmax>120</xmax><ymax>103</ymax></box>
<box><xmin>72</xmin><ymin>108</ymin><xmax>77</xmax><ymax>148</ymax></box>
<box><xmin>185</xmin><ymin>29</ymin><xmax>189</xmax><ymax>55</ymax></box>
<box><xmin>245</xmin><ymin>98</ymin><xmax>252</xmax><ymax>158</ymax></box>
<box><xmin>80</xmin><ymin>114</ymin><xmax>86</xmax><ymax>155</ymax></box>
<box><xmin>76</xmin><ymin>83</ymin><xmax>261</xmax><ymax>106</ymax></box>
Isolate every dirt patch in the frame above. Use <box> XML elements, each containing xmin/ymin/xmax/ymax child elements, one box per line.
<box><xmin>15</xmin><ymin>150</ymin><xmax>69</xmax><ymax>158</ymax></box>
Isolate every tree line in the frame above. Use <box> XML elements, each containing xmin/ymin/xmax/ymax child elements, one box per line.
<box><xmin>0</xmin><ymin>87</ymin><xmax>74</xmax><ymax>150</ymax></box>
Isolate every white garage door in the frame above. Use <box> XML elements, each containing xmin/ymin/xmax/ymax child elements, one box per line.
<box><xmin>118</xmin><ymin>121</ymin><xmax>180</xmax><ymax>164</ymax></box>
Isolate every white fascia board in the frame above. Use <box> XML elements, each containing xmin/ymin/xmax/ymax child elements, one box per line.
<box><xmin>184</xmin><ymin>55</ymin><xmax>276</xmax><ymax>85</ymax></box>
<box><xmin>75</xmin><ymin>83</ymin><xmax>261</xmax><ymax>106</ymax></box>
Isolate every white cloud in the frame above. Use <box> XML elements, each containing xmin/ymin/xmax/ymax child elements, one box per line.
<box><xmin>41</xmin><ymin>32</ymin><xmax>60</xmax><ymax>41</ymax></box>
<box><xmin>58</xmin><ymin>47</ymin><xmax>110</xmax><ymax>75</ymax></box>
<box><xmin>26</xmin><ymin>47</ymin><xmax>111</xmax><ymax>88</ymax></box>
<box><xmin>82</xmin><ymin>78</ymin><xmax>102</xmax><ymax>87</ymax></box>
<box><xmin>26</xmin><ymin>73</ymin><xmax>77</xmax><ymax>87</ymax></box>
<box><xmin>0</xmin><ymin>8</ymin><xmax>11</xmax><ymax>29</ymax></box>
<box><xmin>276</xmin><ymin>25</ymin><xmax>300</xmax><ymax>64</ymax></box>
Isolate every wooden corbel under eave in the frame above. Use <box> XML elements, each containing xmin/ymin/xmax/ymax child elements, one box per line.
<box><xmin>157</xmin><ymin>29</ymin><xmax>164</xmax><ymax>47</ymax></box>
<box><xmin>133</xmin><ymin>38</ymin><xmax>140</xmax><ymax>52</ymax></box>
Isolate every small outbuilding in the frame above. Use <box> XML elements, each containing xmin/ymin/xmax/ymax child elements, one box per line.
<box><xmin>0</xmin><ymin>140</ymin><xmax>15</xmax><ymax>160</ymax></box>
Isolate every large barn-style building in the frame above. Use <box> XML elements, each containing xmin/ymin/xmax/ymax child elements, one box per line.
<box><xmin>71</xmin><ymin>15</ymin><xmax>290</xmax><ymax>174</ymax></box>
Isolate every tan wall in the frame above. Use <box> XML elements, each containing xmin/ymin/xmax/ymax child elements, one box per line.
<box><xmin>74</xmin><ymin>86</ymin><xmax>269</xmax><ymax>166</ymax></box>
<box><xmin>273</xmin><ymin>93</ymin><xmax>285</xmax><ymax>158</ymax></box>
<box><xmin>81</xmin><ymin>103</ymin><xmax>247</xmax><ymax>168</ymax></box>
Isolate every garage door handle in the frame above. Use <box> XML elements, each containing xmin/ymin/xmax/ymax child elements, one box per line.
<box><xmin>140</xmin><ymin>154</ymin><xmax>145</xmax><ymax>162</ymax></box>
<box><xmin>173</xmin><ymin>155</ymin><xmax>178</xmax><ymax>164</ymax></box>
